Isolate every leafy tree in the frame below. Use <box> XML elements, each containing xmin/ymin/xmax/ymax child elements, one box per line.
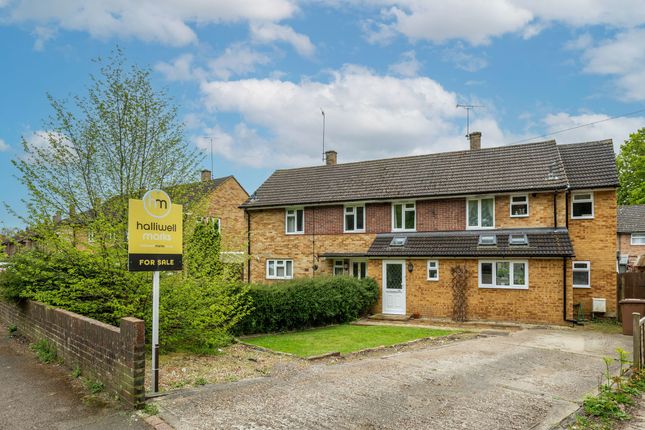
<box><xmin>617</xmin><ymin>128</ymin><xmax>645</xmax><ymax>205</ymax></box>
<box><xmin>185</xmin><ymin>219</ymin><xmax>225</xmax><ymax>279</ymax></box>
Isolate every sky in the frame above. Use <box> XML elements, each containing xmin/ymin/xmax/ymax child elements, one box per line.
<box><xmin>1</xmin><ymin>0</ymin><xmax>644</xmax><ymax>228</ymax></box>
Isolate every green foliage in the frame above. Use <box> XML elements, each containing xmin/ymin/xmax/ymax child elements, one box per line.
<box><xmin>0</xmin><ymin>248</ymin><xmax>150</xmax><ymax>326</ymax></box>
<box><xmin>31</xmin><ymin>339</ymin><xmax>57</xmax><ymax>364</ymax></box>
<box><xmin>185</xmin><ymin>219</ymin><xmax>224</xmax><ymax>279</ymax></box>
<box><xmin>71</xmin><ymin>365</ymin><xmax>82</xmax><ymax>379</ymax></box>
<box><xmin>617</xmin><ymin>128</ymin><xmax>645</xmax><ymax>205</ymax></box>
<box><xmin>7</xmin><ymin>324</ymin><xmax>17</xmax><ymax>336</ymax></box>
<box><xmin>194</xmin><ymin>377</ymin><xmax>207</xmax><ymax>386</ymax></box>
<box><xmin>154</xmin><ymin>275</ymin><xmax>252</xmax><ymax>353</ymax></box>
<box><xmin>142</xmin><ymin>403</ymin><xmax>159</xmax><ymax>416</ymax></box>
<box><xmin>85</xmin><ymin>379</ymin><xmax>105</xmax><ymax>394</ymax></box>
<box><xmin>238</xmin><ymin>276</ymin><xmax>379</xmax><ymax>335</ymax></box>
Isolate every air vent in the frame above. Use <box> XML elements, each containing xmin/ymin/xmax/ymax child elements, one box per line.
<box><xmin>478</xmin><ymin>234</ymin><xmax>497</xmax><ymax>246</ymax></box>
<box><xmin>390</xmin><ymin>237</ymin><xmax>407</xmax><ymax>247</ymax></box>
<box><xmin>508</xmin><ymin>234</ymin><xmax>528</xmax><ymax>246</ymax></box>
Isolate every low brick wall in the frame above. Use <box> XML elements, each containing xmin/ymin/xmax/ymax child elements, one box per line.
<box><xmin>0</xmin><ymin>300</ymin><xmax>145</xmax><ymax>407</ymax></box>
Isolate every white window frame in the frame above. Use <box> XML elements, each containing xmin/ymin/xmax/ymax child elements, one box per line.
<box><xmin>631</xmin><ymin>233</ymin><xmax>645</xmax><ymax>246</ymax></box>
<box><xmin>333</xmin><ymin>259</ymin><xmax>346</xmax><ymax>276</ymax></box>
<box><xmin>509</xmin><ymin>194</ymin><xmax>529</xmax><ymax>218</ymax></box>
<box><xmin>285</xmin><ymin>208</ymin><xmax>304</xmax><ymax>235</ymax></box>
<box><xmin>344</xmin><ymin>205</ymin><xmax>366</xmax><ymax>233</ymax></box>
<box><xmin>87</xmin><ymin>229</ymin><xmax>95</xmax><ymax>244</ymax></box>
<box><xmin>571</xmin><ymin>192</ymin><xmax>594</xmax><ymax>219</ymax></box>
<box><xmin>392</xmin><ymin>202</ymin><xmax>416</xmax><ymax>232</ymax></box>
<box><xmin>572</xmin><ymin>261</ymin><xmax>591</xmax><ymax>288</ymax></box>
<box><xmin>478</xmin><ymin>260</ymin><xmax>528</xmax><ymax>290</ymax></box>
<box><xmin>427</xmin><ymin>260</ymin><xmax>439</xmax><ymax>281</ymax></box>
<box><xmin>266</xmin><ymin>259</ymin><xmax>293</xmax><ymax>280</ymax></box>
<box><xmin>466</xmin><ymin>197</ymin><xmax>496</xmax><ymax>229</ymax></box>
<box><xmin>350</xmin><ymin>259</ymin><xmax>368</xmax><ymax>279</ymax></box>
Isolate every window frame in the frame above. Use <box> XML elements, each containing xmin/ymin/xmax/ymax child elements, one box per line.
<box><xmin>509</xmin><ymin>194</ymin><xmax>529</xmax><ymax>218</ymax></box>
<box><xmin>478</xmin><ymin>260</ymin><xmax>528</xmax><ymax>290</ymax></box>
<box><xmin>631</xmin><ymin>233</ymin><xmax>645</xmax><ymax>246</ymax></box>
<box><xmin>266</xmin><ymin>259</ymin><xmax>294</xmax><ymax>280</ymax></box>
<box><xmin>572</xmin><ymin>260</ymin><xmax>591</xmax><ymax>288</ymax></box>
<box><xmin>285</xmin><ymin>207</ymin><xmax>305</xmax><ymax>235</ymax></box>
<box><xmin>350</xmin><ymin>259</ymin><xmax>368</xmax><ymax>279</ymax></box>
<box><xmin>427</xmin><ymin>260</ymin><xmax>439</xmax><ymax>281</ymax></box>
<box><xmin>571</xmin><ymin>192</ymin><xmax>594</xmax><ymax>219</ymax></box>
<box><xmin>344</xmin><ymin>205</ymin><xmax>366</xmax><ymax>233</ymax></box>
<box><xmin>333</xmin><ymin>259</ymin><xmax>346</xmax><ymax>276</ymax></box>
<box><xmin>466</xmin><ymin>197</ymin><xmax>496</xmax><ymax>230</ymax></box>
<box><xmin>391</xmin><ymin>201</ymin><xmax>416</xmax><ymax>232</ymax></box>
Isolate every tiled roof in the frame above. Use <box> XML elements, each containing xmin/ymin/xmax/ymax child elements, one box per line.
<box><xmin>618</xmin><ymin>205</ymin><xmax>645</xmax><ymax>233</ymax></box>
<box><xmin>557</xmin><ymin>140</ymin><xmax>618</xmax><ymax>190</ymax></box>
<box><xmin>242</xmin><ymin>139</ymin><xmax>617</xmax><ymax>208</ymax></box>
<box><xmin>366</xmin><ymin>228</ymin><xmax>574</xmax><ymax>258</ymax></box>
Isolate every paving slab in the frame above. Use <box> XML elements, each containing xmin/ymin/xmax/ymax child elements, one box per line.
<box><xmin>154</xmin><ymin>328</ymin><xmax>631</xmax><ymax>430</ymax></box>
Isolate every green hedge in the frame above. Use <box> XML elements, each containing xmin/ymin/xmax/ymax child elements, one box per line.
<box><xmin>238</xmin><ymin>276</ymin><xmax>378</xmax><ymax>335</ymax></box>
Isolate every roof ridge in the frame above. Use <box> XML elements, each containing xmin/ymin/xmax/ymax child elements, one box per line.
<box><xmin>556</xmin><ymin>139</ymin><xmax>613</xmax><ymax>147</ymax></box>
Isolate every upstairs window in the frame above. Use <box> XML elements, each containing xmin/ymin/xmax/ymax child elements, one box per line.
<box><xmin>344</xmin><ymin>205</ymin><xmax>365</xmax><ymax>233</ymax></box>
<box><xmin>632</xmin><ymin>233</ymin><xmax>645</xmax><ymax>245</ymax></box>
<box><xmin>572</xmin><ymin>261</ymin><xmax>590</xmax><ymax>288</ymax></box>
<box><xmin>285</xmin><ymin>208</ymin><xmax>304</xmax><ymax>234</ymax></box>
<box><xmin>266</xmin><ymin>259</ymin><xmax>293</xmax><ymax>279</ymax></box>
<box><xmin>571</xmin><ymin>193</ymin><xmax>594</xmax><ymax>219</ymax></box>
<box><xmin>467</xmin><ymin>197</ymin><xmax>495</xmax><ymax>229</ymax></box>
<box><xmin>392</xmin><ymin>202</ymin><xmax>416</xmax><ymax>231</ymax></box>
<box><xmin>510</xmin><ymin>195</ymin><xmax>529</xmax><ymax>217</ymax></box>
<box><xmin>427</xmin><ymin>260</ymin><xmax>439</xmax><ymax>281</ymax></box>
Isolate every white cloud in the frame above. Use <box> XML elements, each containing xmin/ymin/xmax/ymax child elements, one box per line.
<box><xmin>0</xmin><ymin>138</ymin><xmax>9</xmax><ymax>152</ymax></box>
<box><xmin>198</xmin><ymin>65</ymin><xmax>514</xmax><ymax>168</ymax></box>
<box><xmin>154</xmin><ymin>54</ymin><xmax>200</xmax><ymax>81</ymax></box>
<box><xmin>250</xmin><ymin>22</ymin><xmax>315</xmax><ymax>57</ymax></box>
<box><xmin>388</xmin><ymin>50</ymin><xmax>420</xmax><ymax>77</ymax></box>
<box><xmin>3</xmin><ymin>0</ymin><xmax>298</xmax><ymax>46</ymax></box>
<box><xmin>541</xmin><ymin>112</ymin><xmax>645</xmax><ymax>151</ymax></box>
<box><xmin>31</xmin><ymin>25</ymin><xmax>56</xmax><ymax>50</ymax></box>
<box><xmin>208</xmin><ymin>44</ymin><xmax>272</xmax><ymax>80</ymax></box>
<box><xmin>442</xmin><ymin>43</ymin><xmax>488</xmax><ymax>72</ymax></box>
<box><xmin>578</xmin><ymin>28</ymin><xmax>645</xmax><ymax>101</ymax></box>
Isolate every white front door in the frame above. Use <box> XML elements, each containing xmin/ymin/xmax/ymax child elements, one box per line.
<box><xmin>382</xmin><ymin>261</ymin><xmax>406</xmax><ymax>315</ymax></box>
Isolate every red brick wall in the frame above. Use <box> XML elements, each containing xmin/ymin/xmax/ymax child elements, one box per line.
<box><xmin>305</xmin><ymin>206</ymin><xmax>343</xmax><ymax>235</ymax></box>
<box><xmin>417</xmin><ymin>198</ymin><xmax>466</xmax><ymax>231</ymax></box>
<box><xmin>619</xmin><ymin>233</ymin><xmax>645</xmax><ymax>269</ymax></box>
<box><xmin>0</xmin><ymin>300</ymin><xmax>145</xmax><ymax>407</ymax></box>
<box><xmin>366</xmin><ymin>203</ymin><xmax>391</xmax><ymax>233</ymax></box>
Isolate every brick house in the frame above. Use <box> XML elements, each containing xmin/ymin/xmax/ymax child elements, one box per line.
<box><xmin>242</xmin><ymin>134</ymin><xmax>619</xmax><ymax>324</ymax></box>
<box><xmin>618</xmin><ymin>205</ymin><xmax>645</xmax><ymax>272</ymax></box>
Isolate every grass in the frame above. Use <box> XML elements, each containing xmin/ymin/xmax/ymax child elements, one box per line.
<box><xmin>30</xmin><ymin>339</ymin><xmax>58</xmax><ymax>364</ymax></box>
<box><xmin>584</xmin><ymin>318</ymin><xmax>623</xmax><ymax>335</ymax></box>
<box><xmin>243</xmin><ymin>324</ymin><xmax>460</xmax><ymax>358</ymax></box>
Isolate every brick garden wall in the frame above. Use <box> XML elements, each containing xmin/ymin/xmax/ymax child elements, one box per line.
<box><xmin>0</xmin><ymin>300</ymin><xmax>145</xmax><ymax>407</ymax></box>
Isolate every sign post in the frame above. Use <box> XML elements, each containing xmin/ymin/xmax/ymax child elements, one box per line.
<box><xmin>128</xmin><ymin>189</ymin><xmax>183</xmax><ymax>393</ymax></box>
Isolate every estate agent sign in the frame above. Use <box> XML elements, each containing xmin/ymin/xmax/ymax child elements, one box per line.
<box><xmin>128</xmin><ymin>189</ymin><xmax>183</xmax><ymax>271</ymax></box>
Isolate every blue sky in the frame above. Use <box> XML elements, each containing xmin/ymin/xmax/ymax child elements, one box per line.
<box><xmin>1</xmin><ymin>0</ymin><xmax>644</xmax><ymax>228</ymax></box>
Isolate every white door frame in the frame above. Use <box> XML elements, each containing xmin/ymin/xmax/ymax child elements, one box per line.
<box><xmin>382</xmin><ymin>260</ymin><xmax>406</xmax><ymax>315</ymax></box>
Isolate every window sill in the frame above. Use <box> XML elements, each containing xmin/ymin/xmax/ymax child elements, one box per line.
<box><xmin>573</xmin><ymin>285</ymin><xmax>591</xmax><ymax>289</ymax></box>
<box><xmin>571</xmin><ymin>216</ymin><xmax>594</xmax><ymax>220</ymax></box>
<box><xmin>392</xmin><ymin>229</ymin><xmax>416</xmax><ymax>233</ymax></box>
<box><xmin>343</xmin><ymin>230</ymin><xmax>366</xmax><ymax>234</ymax></box>
<box><xmin>266</xmin><ymin>277</ymin><xmax>293</xmax><ymax>280</ymax></box>
<box><xmin>479</xmin><ymin>285</ymin><xmax>528</xmax><ymax>290</ymax></box>
<box><xmin>427</xmin><ymin>278</ymin><xmax>439</xmax><ymax>282</ymax></box>
<box><xmin>509</xmin><ymin>214</ymin><xmax>529</xmax><ymax>218</ymax></box>
<box><xmin>285</xmin><ymin>231</ymin><xmax>304</xmax><ymax>235</ymax></box>
<box><xmin>466</xmin><ymin>226</ymin><xmax>496</xmax><ymax>230</ymax></box>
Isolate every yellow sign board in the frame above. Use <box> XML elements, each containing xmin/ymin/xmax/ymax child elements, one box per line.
<box><xmin>128</xmin><ymin>189</ymin><xmax>183</xmax><ymax>271</ymax></box>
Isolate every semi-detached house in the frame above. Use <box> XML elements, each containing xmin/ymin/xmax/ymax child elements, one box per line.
<box><xmin>242</xmin><ymin>133</ymin><xmax>618</xmax><ymax>325</ymax></box>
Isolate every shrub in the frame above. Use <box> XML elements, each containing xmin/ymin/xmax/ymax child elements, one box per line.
<box><xmin>31</xmin><ymin>339</ymin><xmax>57</xmax><ymax>364</ymax></box>
<box><xmin>154</xmin><ymin>276</ymin><xmax>252</xmax><ymax>353</ymax></box>
<box><xmin>238</xmin><ymin>276</ymin><xmax>378</xmax><ymax>335</ymax></box>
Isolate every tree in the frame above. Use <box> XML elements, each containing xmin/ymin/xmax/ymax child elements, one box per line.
<box><xmin>11</xmin><ymin>48</ymin><xmax>202</xmax><ymax>254</ymax></box>
<box><xmin>617</xmin><ymin>128</ymin><xmax>645</xmax><ymax>205</ymax></box>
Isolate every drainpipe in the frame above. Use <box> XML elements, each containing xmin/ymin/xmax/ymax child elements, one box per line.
<box><xmin>246</xmin><ymin>209</ymin><xmax>251</xmax><ymax>283</ymax></box>
<box><xmin>553</xmin><ymin>192</ymin><xmax>557</xmax><ymax>228</ymax></box>
<box><xmin>311</xmin><ymin>207</ymin><xmax>316</xmax><ymax>278</ymax></box>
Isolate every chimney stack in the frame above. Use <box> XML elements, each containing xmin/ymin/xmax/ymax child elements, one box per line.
<box><xmin>325</xmin><ymin>150</ymin><xmax>337</xmax><ymax>166</ymax></box>
<box><xmin>468</xmin><ymin>131</ymin><xmax>481</xmax><ymax>150</ymax></box>
<box><xmin>201</xmin><ymin>169</ymin><xmax>212</xmax><ymax>182</ymax></box>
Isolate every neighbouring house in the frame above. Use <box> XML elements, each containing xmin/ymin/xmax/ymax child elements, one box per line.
<box><xmin>242</xmin><ymin>133</ymin><xmax>618</xmax><ymax>324</ymax></box>
<box><xmin>618</xmin><ymin>204</ymin><xmax>645</xmax><ymax>272</ymax></box>
<box><xmin>2</xmin><ymin>170</ymin><xmax>249</xmax><ymax>267</ymax></box>
<box><xmin>1</xmin><ymin>231</ymin><xmax>36</xmax><ymax>258</ymax></box>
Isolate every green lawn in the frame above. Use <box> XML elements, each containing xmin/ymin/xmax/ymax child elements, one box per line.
<box><xmin>243</xmin><ymin>324</ymin><xmax>461</xmax><ymax>358</ymax></box>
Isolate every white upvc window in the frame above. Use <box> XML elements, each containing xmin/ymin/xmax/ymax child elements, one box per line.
<box><xmin>427</xmin><ymin>260</ymin><xmax>439</xmax><ymax>281</ymax></box>
<box><xmin>478</xmin><ymin>260</ymin><xmax>528</xmax><ymax>289</ymax></box>
<box><xmin>285</xmin><ymin>208</ymin><xmax>304</xmax><ymax>234</ymax></box>
<box><xmin>351</xmin><ymin>260</ymin><xmax>368</xmax><ymax>279</ymax></box>
<box><xmin>333</xmin><ymin>259</ymin><xmax>346</xmax><ymax>276</ymax></box>
<box><xmin>87</xmin><ymin>230</ymin><xmax>95</xmax><ymax>244</ymax></box>
<box><xmin>467</xmin><ymin>197</ymin><xmax>495</xmax><ymax>229</ymax></box>
<box><xmin>572</xmin><ymin>261</ymin><xmax>591</xmax><ymax>288</ymax></box>
<box><xmin>344</xmin><ymin>205</ymin><xmax>365</xmax><ymax>233</ymax></box>
<box><xmin>509</xmin><ymin>194</ymin><xmax>529</xmax><ymax>217</ymax></box>
<box><xmin>571</xmin><ymin>192</ymin><xmax>594</xmax><ymax>219</ymax></box>
<box><xmin>632</xmin><ymin>233</ymin><xmax>645</xmax><ymax>245</ymax></box>
<box><xmin>266</xmin><ymin>259</ymin><xmax>293</xmax><ymax>279</ymax></box>
<box><xmin>392</xmin><ymin>202</ymin><xmax>416</xmax><ymax>232</ymax></box>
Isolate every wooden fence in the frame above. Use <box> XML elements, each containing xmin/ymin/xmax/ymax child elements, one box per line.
<box><xmin>633</xmin><ymin>312</ymin><xmax>645</xmax><ymax>370</ymax></box>
<box><xmin>617</xmin><ymin>272</ymin><xmax>645</xmax><ymax>320</ymax></box>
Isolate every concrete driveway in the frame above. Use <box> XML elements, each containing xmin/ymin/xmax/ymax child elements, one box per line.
<box><xmin>155</xmin><ymin>328</ymin><xmax>631</xmax><ymax>430</ymax></box>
